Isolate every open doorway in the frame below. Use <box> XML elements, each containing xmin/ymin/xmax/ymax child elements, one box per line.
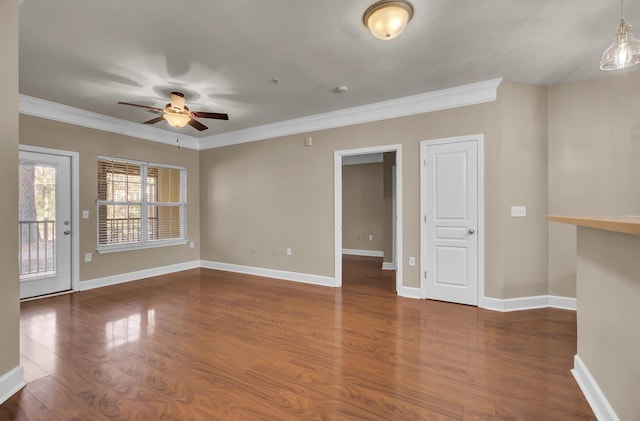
<box><xmin>341</xmin><ymin>153</ymin><xmax>395</xmax><ymax>290</ymax></box>
<box><xmin>334</xmin><ymin>145</ymin><xmax>402</xmax><ymax>292</ymax></box>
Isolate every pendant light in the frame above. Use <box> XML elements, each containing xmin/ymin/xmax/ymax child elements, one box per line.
<box><xmin>600</xmin><ymin>0</ymin><xmax>640</xmax><ymax>70</ymax></box>
<box><xmin>363</xmin><ymin>0</ymin><xmax>414</xmax><ymax>40</ymax></box>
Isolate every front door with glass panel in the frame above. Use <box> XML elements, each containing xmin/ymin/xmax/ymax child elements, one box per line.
<box><xmin>19</xmin><ymin>151</ymin><xmax>72</xmax><ymax>299</ymax></box>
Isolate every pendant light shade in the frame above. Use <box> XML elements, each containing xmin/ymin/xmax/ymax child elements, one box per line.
<box><xmin>363</xmin><ymin>0</ymin><xmax>414</xmax><ymax>40</ymax></box>
<box><xmin>600</xmin><ymin>1</ymin><xmax>640</xmax><ymax>70</ymax></box>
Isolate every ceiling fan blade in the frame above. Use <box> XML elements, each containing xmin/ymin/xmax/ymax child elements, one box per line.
<box><xmin>192</xmin><ymin>111</ymin><xmax>229</xmax><ymax>120</ymax></box>
<box><xmin>188</xmin><ymin>118</ymin><xmax>208</xmax><ymax>131</ymax></box>
<box><xmin>118</xmin><ymin>101</ymin><xmax>164</xmax><ymax>112</ymax></box>
<box><xmin>143</xmin><ymin>116</ymin><xmax>165</xmax><ymax>125</ymax></box>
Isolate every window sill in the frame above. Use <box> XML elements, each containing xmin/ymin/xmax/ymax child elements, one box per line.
<box><xmin>96</xmin><ymin>239</ymin><xmax>187</xmax><ymax>254</ymax></box>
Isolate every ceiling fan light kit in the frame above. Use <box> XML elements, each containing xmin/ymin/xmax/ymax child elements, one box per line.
<box><xmin>600</xmin><ymin>0</ymin><xmax>640</xmax><ymax>70</ymax></box>
<box><xmin>163</xmin><ymin>111</ymin><xmax>191</xmax><ymax>128</ymax></box>
<box><xmin>163</xmin><ymin>92</ymin><xmax>192</xmax><ymax>128</ymax></box>
<box><xmin>363</xmin><ymin>0</ymin><xmax>413</xmax><ymax>40</ymax></box>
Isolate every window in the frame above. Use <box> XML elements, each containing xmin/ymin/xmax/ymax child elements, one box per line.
<box><xmin>97</xmin><ymin>157</ymin><xmax>186</xmax><ymax>252</ymax></box>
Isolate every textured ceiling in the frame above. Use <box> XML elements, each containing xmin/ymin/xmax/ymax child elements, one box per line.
<box><xmin>18</xmin><ymin>0</ymin><xmax>640</xmax><ymax>138</ymax></box>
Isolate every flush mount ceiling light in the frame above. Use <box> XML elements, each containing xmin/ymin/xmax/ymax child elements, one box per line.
<box><xmin>600</xmin><ymin>0</ymin><xmax>640</xmax><ymax>70</ymax></box>
<box><xmin>363</xmin><ymin>0</ymin><xmax>414</xmax><ymax>40</ymax></box>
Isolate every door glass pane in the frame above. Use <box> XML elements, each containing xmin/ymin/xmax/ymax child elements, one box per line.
<box><xmin>19</xmin><ymin>162</ymin><xmax>56</xmax><ymax>278</ymax></box>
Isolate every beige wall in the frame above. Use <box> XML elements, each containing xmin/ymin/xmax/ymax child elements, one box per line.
<box><xmin>0</xmin><ymin>0</ymin><xmax>20</xmax><ymax>378</ymax></box>
<box><xmin>500</xmin><ymin>82</ymin><xmax>549</xmax><ymax>298</ymax></box>
<box><xmin>200</xmin><ymin>82</ymin><xmax>549</xmax><ymax>297</ymax></box>
<box><xmin>200</xmin><ymin>103</ymin><xmax>504</xmax><ymax>284</ymax></box>
<box><xmin>342</xmin><ymin>163</ymin><xmax>385</xmax><ymax>253</ymax></box>
<box><xmin>576</xmin><ymin>227</ymin><xmax>640</xmax><ymax>420</ymax></box>
<box><xmin>12</xmin><ymin>81</ymin><xmax>552</xmax><ymax>299</ymax></box>
<box><xmin>19</xmin><ymin>115</ymin><xmax>200</xmax><ymax>281</ymax></box>
<box><xmin>548</xmin><ymin>71</ymin><xmax>640</xmax><ymax>297</ymax></box>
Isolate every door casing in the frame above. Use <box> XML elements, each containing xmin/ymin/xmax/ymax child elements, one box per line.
<box><xmin>334</xmin><ymin>144</ymin><xmax>403</xmax><ymax>291</ymax></box>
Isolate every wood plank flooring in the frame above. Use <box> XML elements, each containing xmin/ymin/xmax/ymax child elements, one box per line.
<box><xmin>1</xmin><ymin>255</ymin><xmax>595</xmax><ymax>420</ymax></box>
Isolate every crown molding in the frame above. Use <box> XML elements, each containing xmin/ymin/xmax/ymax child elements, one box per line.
<box><xmin>19</xmin><ymin>95</ymin><xmax>201</xmax><ymax>150</ymax></box>
<box><xmin>198</xmin><ymin>78</ymin><xmax>503</xmax><ymax>150</ymax></box>
<box><xmin>19</xmin><ymin>78</ymin><xmax>502</xmax><ymax>152</ymax></box>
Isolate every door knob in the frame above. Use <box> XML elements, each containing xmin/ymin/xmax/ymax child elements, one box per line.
<box><xmin>64</xmin><ymin>230</ymin><xmax>71</xmax><ymax>235</ymax></box>
<box><xmin>468</xmin><ymin>228</ymin><xmax>475</xmax><ymax>235</ymax></box>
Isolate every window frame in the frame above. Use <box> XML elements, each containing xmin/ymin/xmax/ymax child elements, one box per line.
<box><xmin>96</xmin><ymin>156</ymin><xmax>187</xmax><ymax>254</ymax></box>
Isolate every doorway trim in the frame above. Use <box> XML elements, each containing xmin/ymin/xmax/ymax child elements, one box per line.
<box><xmin>19</xmin><ymin>144</ymin><xmax>80</xmax><ymax>293</ymax></box>
<box><xmin>334</xmin><ymin>144</ymin><xmax>403</xmax><ymax>291</ymax></box>
<box><xmin>419</xmin><ymin>135</ymin><xmax>485</xmax><ymax>306</ymax></box>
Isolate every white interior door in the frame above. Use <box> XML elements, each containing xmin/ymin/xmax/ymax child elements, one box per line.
<box><xmin>423</xmin><ymin>140</ymin><xmax>479</xmax><ymax>305</ymax></box>
<box><xmin>19</xmin><ymin>151</ymin><xmax>72</xmax><ymax>299</ymax></box>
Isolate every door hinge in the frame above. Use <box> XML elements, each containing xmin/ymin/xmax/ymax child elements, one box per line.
<box><xmin>424</xmin><ymin>270</ymin><xmax>427</xmax><ymax>278</ymax></box>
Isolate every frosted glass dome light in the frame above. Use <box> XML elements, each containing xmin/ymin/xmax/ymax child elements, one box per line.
<box><xmin>363</xmin><ymin>0</ymin><xmax>414</xmax><ymax>41</ymax></box>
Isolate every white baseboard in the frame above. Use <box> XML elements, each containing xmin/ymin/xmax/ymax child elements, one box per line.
<box><xmin>76</xmin><ymin>261</ymin><xmax>577</xmax><ymax>314</ymax></box>
<box><xmin>200</xmin><ymin>261</ymin><xmax>336</xmax><ymax>288</ymax></box>
<box><xmin>482</xmin><ymin>295</ymin><xmax>577</xmax><ymax>312</ymax></box>
<box><xmin>482</xmin><ymin>295</ymin><xmax>549</xmax><ymax>312</ymax></box>
<box><xmin>572</xmin><ymin>355</ymin><xmax>619</xmax><ymax>421</ymax></box>
<box><xmin>79</xmin><ymin>261</ymin><xmax>201</xmax><ymax>291</ymax></box>
<box><xmin>80</xmin><ymin>260</ymin><xmax>336</xmax><ymax>292</ymax></box>
<box><xmin>398</xmin><ymin>286</ymin><xmax>421</xmax><ymax>299</ymax></box>
<box><xmin>0</xmin><ymin>366</ymin><xmax>25</xmax><ymax>406</ymax></box>
<box><xmin>382</xmin><ymin>262</ymin><xmax>396</xmax><ymax>271</ymax></box>
<box><xmin>548</xmin><ymin>295</ymin><xmax>577</xmax><ymax>310</ymax></box>
<box><xmin>342</xmin><ymin>249</ymin><xmax>384</xmax><ymax>258</ymax></box>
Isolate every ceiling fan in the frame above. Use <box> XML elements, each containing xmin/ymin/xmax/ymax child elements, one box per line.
<box><xmin>118</xmin><ymin>92</ymin><xmax>229</xmax><ymax>131</ymax></box>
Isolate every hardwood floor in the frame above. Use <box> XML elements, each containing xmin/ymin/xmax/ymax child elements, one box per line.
<box><xmin>1</xmin><ymin>255</ymin><xmax>594</xmax><ymax>420</ymax></box>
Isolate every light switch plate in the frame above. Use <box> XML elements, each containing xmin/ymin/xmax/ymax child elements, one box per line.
<box><xmin>82</xmin><ymin>210</ymin><xmax>89</xmax><ymax>219</ymax></box>
<box><xmin>511</xmin><ymin>206</ymin><xmax>527</xmax><ymax>217</ymax></box>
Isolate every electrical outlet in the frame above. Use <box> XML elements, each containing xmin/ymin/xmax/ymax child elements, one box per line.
<box><xmin>369</xmin><ymin>234</ymin><xmax>373</xmax><ymax>241</ymax></box>
<box><xmin>408</xmin><ymin>256</ymin><xmax>416</xmax><ymax>267</ymax></box>
<box><xmin>189</xmin><ymin>241</ymin><xmax>195</xmax><ymax>249</ymax></box>
<box><xmin>82</xmin><ymin>210</ymin><xmax>89</xmax><ymax>219</ymax></box>
<box><xmin>286</xmin><ymin>247</ymin><xmax>292</xmax><ymax>256</ymax></box>
<box><xmin>84</xmin><ymin>253</ymin><xmax>92</xmax><ymax>263</ymax></box>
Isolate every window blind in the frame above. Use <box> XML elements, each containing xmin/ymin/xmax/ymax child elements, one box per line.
<box><xmin>97</xmin><ymin>158</ymin><xmax>186</xmax><ymax>250</ymax></box>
